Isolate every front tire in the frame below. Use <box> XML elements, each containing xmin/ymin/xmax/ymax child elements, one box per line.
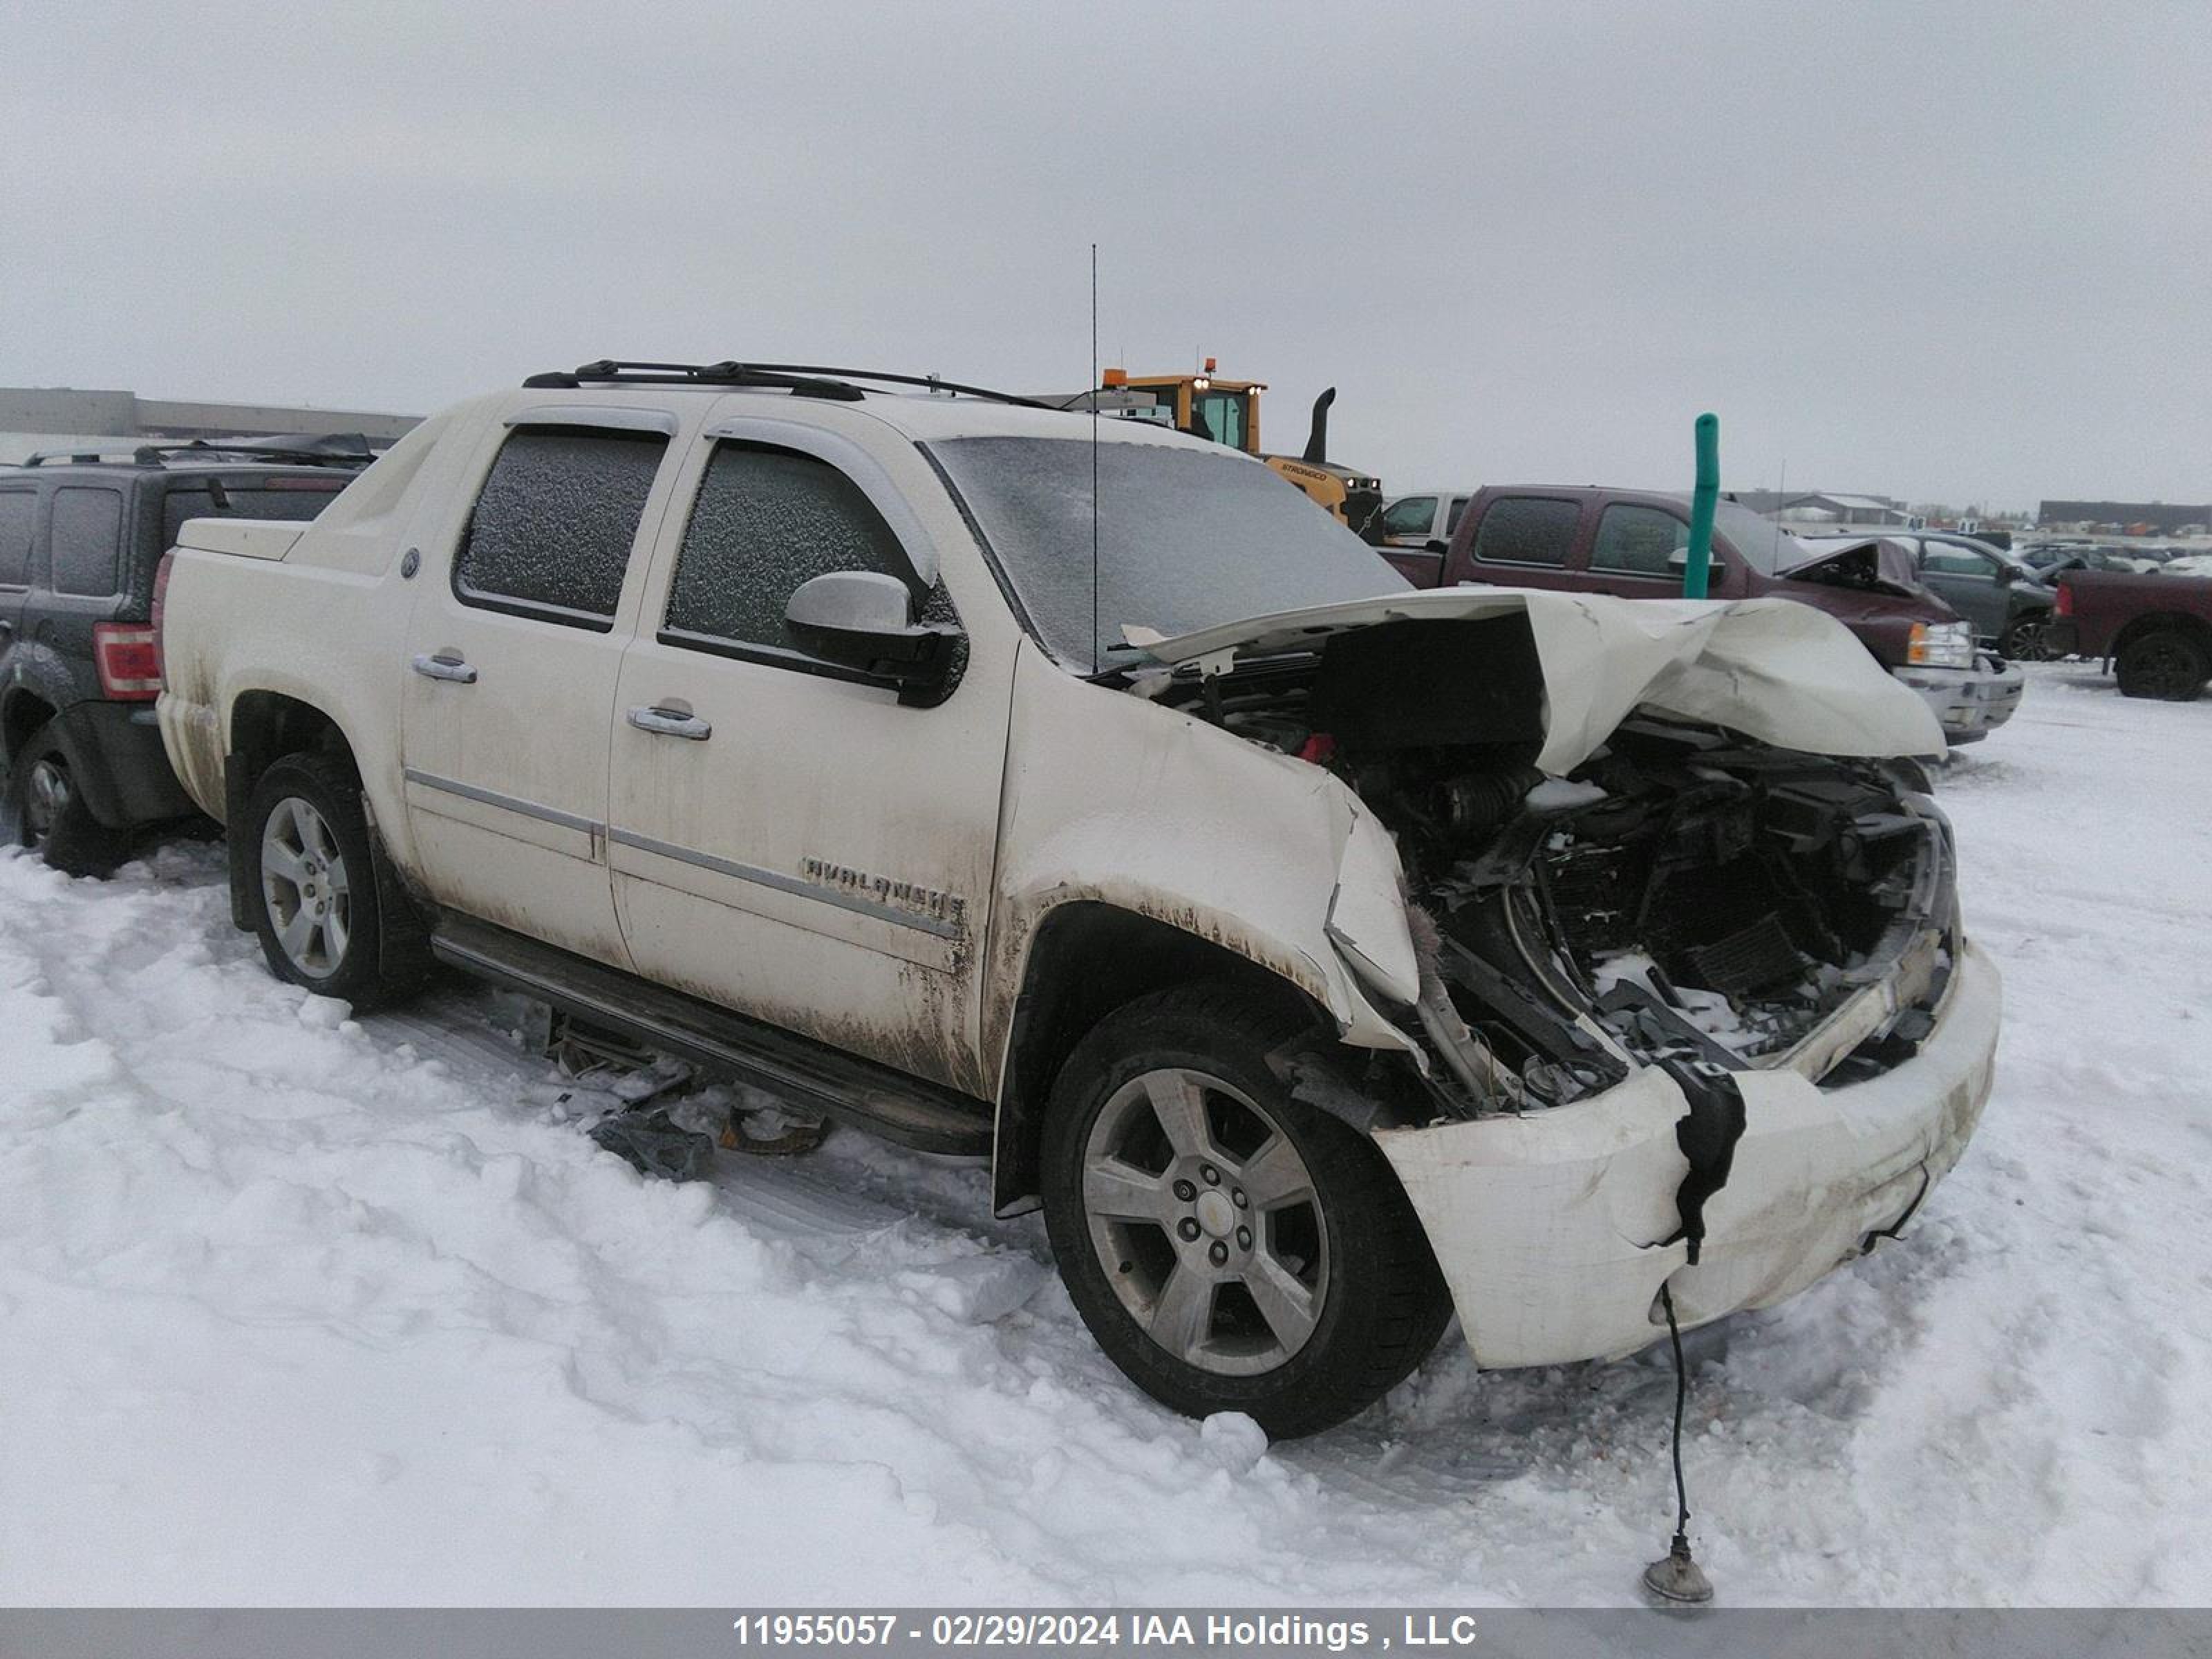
<box><xmin>1040</xmin><ymin>983</ymin><xmax>1452</xmax><ymax>1439</ymax></box>
<box><xmin>7</xmin><ymin>722</ymin><xmax>134</xmax><ymax>877</ymax></box>
<box><xmin>2115</xmin><ymin>629</ymin><xmax>2210</xmax><ymax>701</ymax></box>
<box><xmin>1999</xmin><ymin>615</ymin><xmax>2054</xmax><ymax>662</ymax></box>
<box><xmin>245</xmin><ymin>753</ymin><xmax>420</xmax><ymax>1008</ymax></box>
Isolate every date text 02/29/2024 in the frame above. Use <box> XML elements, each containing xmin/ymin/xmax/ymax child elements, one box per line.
<box><xmin>727</xmin><ymin>1611</ymin><xmax>1485</xmax><ymax>1651</ymax></box>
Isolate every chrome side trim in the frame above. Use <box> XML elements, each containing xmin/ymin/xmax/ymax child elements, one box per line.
<box><xmin>401</xmin><ymin>767</ymin><xmax>601</xmax><ymax>836</ymax></box>
<box><xmin>608</xmin><ymin>827</ymin><xmax>962</xmax><ymax>939</ymax></box>
<box><xmin>401</xmin><ymin>765</ymin><xmax>961</xmax><ymax>939</ymax></box>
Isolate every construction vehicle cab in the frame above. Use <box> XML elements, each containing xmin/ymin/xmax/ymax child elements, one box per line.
<box><xmin>1097</xmin><ymin>362</ymin><xmax>1382</xmax><ymax>533</ymax></box>
<box><xmin>1102</xmin><ymin>364</ymin><xmax>1264</xmax><ymax>453</ymax></box>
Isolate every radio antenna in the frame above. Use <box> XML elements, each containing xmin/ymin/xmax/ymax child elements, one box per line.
<box><xmin>1090</xmin><ymin>241</ymin><xmax>1101</xmax><ymax>673</ymax></box>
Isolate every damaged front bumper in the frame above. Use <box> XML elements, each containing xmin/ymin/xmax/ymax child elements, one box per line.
<box><xmin>1892</xmin><ymin>656</ymin><xmax>2024</xmax><ymax>744</ymax></box>
<box><xmin>1371</xmin><ymin>940</ymin><xmax>1999</xmax><ymax>1370</ymax></box>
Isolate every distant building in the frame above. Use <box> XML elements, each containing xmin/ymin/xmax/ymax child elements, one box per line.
<box><xmin>2036</xmin><ymin>500</ymin><xmax>2211</xmax><ymax>536</ymax></box>
<box><xmin>1732</xmin><ymin>490</ymin><xmax>1917</xmax><ymax>527</ymax></box>
<box><xmin>0</xmin><ymin>386</ymin><xmax>418</xmax><ymax>465</ymax></box>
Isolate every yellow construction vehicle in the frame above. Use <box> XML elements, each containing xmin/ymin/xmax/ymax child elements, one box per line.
<box><xmin>1089</xmin><ymin>362</ymin><xmax>1384</xmax><ymax>532</ymax></box>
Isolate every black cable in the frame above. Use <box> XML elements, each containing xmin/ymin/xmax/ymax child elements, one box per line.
<box><xmin>1662</xmin><ymin>1282</ymin><xmax>1691</xmax><ymax>1538</ymax></box>
<box><xmin>1641</xmin><ymin>1282</ymin><xmax>1712</xmax><ymax>1600</ymax></box>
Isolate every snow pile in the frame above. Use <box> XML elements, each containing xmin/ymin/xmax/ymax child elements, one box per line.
<box><xmin>3</xmin><ymin>660</ymin><xmax>2211</xmax><ymax>1605</ymax></box>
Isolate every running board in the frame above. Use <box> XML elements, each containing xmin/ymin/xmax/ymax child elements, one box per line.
<box><xmin>431</xmin><ymin>915</ymin><xmax>995</xmax><ymax>1155</ymax></box>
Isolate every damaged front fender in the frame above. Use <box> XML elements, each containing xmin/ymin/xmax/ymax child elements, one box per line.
<box><xmin>1323</xmin><ymin>807</ymin><xmax>1422</xmax><ymax>1010</ymax></box>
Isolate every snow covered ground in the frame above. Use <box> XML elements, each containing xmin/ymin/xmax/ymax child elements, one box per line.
<box><xmin>3</xmin><ymin>662</ymin><xmax>2208</xmax><ymax>1607</ymax></box>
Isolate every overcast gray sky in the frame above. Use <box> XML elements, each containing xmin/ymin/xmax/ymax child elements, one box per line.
<box><xmin>3</xmin><ymin>1</ymin><xmax>2206</xmax><ymax>511</ymax></box>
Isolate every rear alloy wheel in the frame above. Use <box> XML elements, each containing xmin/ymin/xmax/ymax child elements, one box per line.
<box><xmin>245</xmin><ymin>751</ymin><xmax>422</xmax><ymax>1008</ymax></box>
<box><xmin>6</xmin><ymin>722</ymin><xmax>134</xmax><ymax>877</ymax></box>
<box><xmin>1041</xmin><ymin>984</ymin><xmax>1452</xmax><ymax>1439</ymax></box>
<box><xmin>2115</xmin><ymin>629</ymin><xmax>2211</xmax><ymax>702</ymax></box>
<box><xmin>260</xmin><ymin>795</ymin><xmax>353</xmax><ymax>980</ymax></box>
<box><xmin>2000</xmin><ymin>616</ymin><xmax>2054</xmax><ymax>662</ymax></box>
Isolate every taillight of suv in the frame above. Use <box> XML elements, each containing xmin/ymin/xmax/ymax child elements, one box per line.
<box><xmin>94</xmin><ymin>622</ymin><xmax>162</xmax><ymax>700</ymax></box>
<box><xmin>151</xmin><ymin>550</ymin><xmax>176</xmax><ymax>687</ymax></box>
<box><xmin>2054</xmin><ymin>580</ymin><xmax>2074</xmax><ymax>618</ymax></box>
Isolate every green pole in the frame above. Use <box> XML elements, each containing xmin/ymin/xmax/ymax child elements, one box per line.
<box><xmin>1684</xmin><ymin>412</ymin><xmax>1719</xmax><ymax>599</ymax></box>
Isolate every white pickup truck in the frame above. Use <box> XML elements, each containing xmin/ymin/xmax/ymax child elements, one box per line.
<box><xmin>156</xmin><ymin>361</ymin><xmax>1998</xmax><ymax>1436</ymax></box>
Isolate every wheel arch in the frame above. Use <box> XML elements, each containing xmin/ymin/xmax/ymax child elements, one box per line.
<box><xmin>989</xmin><ymin>899</ymin><xmax>1335</xmax><ymax>1216</ymax></box>
<box><xmin>222</xmin><ymin>690</ymin><xmax>365</xmax><ymax>931</ymax></box>
<box><xmin>1</xmin><ymin>686</ymin><xmax>59</xmax><ymax>769</ymax></box>
<box><xmin>2111</xmin><ymin>610</ymin><xmax>2212</xmax><ymax>661</ymax></box>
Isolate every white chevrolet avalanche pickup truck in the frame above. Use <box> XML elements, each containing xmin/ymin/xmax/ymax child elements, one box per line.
<box><xmin>156</xmin><ymin>360</ymin><xmax>1999</xmax><ymax>1437</ymax></box>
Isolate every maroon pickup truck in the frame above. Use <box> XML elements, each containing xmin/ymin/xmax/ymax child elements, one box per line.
<box><xmin>2050</xmin><ymin>570</ymin><xmax>2212</xmax><ymax>700</ymax></box>
<box><xmin>1380</xmin><ymin>486</ymin><xmax>2024</xmax><ymax>744</ymax></box>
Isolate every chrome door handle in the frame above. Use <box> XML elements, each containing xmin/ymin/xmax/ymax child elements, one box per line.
<box><xmin>628</xmin><ymin>705</ymin><xmax>711</xmax><ymax>741</ymax></box>
<box><xmin>412</xmin><ymin>652</ymin><xmax>478</xmax><ymax>684</ymax></box>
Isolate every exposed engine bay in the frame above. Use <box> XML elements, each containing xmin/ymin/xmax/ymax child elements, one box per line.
<box><xmin>1142</xmin><ymin>615</ymin><xmax>1958</xmax><ymax>1123</ymax></box>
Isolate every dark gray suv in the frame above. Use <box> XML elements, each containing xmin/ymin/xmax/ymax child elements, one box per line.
<box><xmin>0</xmin><ymin>443</ymin><xmax>358</xmax><ymax>873</ymax></box>
<box><xmin>1798</xmin><ymin>530</ymin><xmax>2058</xmax><ymax>659</ymax></box>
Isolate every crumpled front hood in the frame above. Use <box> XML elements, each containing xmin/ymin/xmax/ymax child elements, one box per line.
<box><xmin>1778</xmin><ymin>536</ymin><xmax>1929</xmax><ymax>597</ymax></box>
<box><xmin>1124</xmin><ymin>585</ymin><xmax>1947</xmax><ymax>772</ymax></box>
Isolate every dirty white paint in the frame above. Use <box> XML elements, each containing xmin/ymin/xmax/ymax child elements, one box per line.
<box><xmin>159</xmin><ymin>378</ymin><xmax>1985</xmax><ymax>1386</ymax></box>
<box><xmin>1378</xmin><ymin>945</ymin><xmax>1999</xmax><ymax>1369</ymax></box>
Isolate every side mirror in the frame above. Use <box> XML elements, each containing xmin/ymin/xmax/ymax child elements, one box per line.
<box><xmin>1994</xmin><ymin>564</ymin><xmax>2019</xmax><ymax>584</ymax></box>
<box><xmin>785</xmin><ymin>571</ymin><xmax>960</xmax><ymax>699</ymax></box>
<box><xmin>1666</xmin><ymin>548</ymin><xmax>1727</xmax><ymax>579</ymax></box>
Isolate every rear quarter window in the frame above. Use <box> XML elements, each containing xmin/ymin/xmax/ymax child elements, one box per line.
<box><xmin>454</xmin><ymin>427</ymin><xmax>668</xmax><ymax>628</ymax></box>
<box><xmin>50</xmin><ymin>487</ymin><xmax>124</xmax><ymax>597</ymax></box>
<box><xmin>1471</xmin><ymin>496</ymin><xmax>1581</xmax><ymax>567</ymax></box>
<box><xmin>0</xmin><ymin>490</ymin><xmax>34</xmax><ymax>586</ymax></box>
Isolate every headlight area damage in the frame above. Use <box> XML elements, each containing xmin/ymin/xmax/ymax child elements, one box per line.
<box><xmin>1128</xmin><ymin>587</ymin><xmax>1998</xmax><ymax>1369</ymax></box>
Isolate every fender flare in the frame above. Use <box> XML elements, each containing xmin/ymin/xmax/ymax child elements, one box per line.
<box><xmin>983</xmin><ymin>893</ymin><xmax>1387</xmax><ymax>1216</ymax></box>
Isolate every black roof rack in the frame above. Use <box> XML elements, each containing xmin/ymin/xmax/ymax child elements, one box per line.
<box><xmin>744</xmin><ymin>364</ymin><xmax>1051</xmax><ymax>409</ymax></box>
<box><xmin>19</xmin><ymin>435</ymin><xmax>380</xmax><ymax>470</ymax></box>
<box><xmin>521</xmin><ymin>359</ymin><xmax>1050</xmax><ymax>409</ymax></box>
<box><xmin>523</xmin><ymin>360</ymin><xmax>864</xmax><ymax>400</ymax></box>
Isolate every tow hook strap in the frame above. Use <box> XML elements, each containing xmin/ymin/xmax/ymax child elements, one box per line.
<box><xmin>1656</xmin><ymin>1058</ymin><xmax>1747</xmax><ymax>1266</ymax></box>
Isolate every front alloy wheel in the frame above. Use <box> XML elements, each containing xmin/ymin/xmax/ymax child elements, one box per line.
<box><xmin>1040</xmin><ymin>983</ymin><xmax>1452</xmax><ymax>1439</ymax></box>
<box><xmin>261</xmin><ymin>796</ymin><xmax>352</xmax><ymax>978</ymax></box>
<box><xmin>1082</xmin><ymin>1067</ymin><xmax>1329</xmax><ymax>1376</ymax></box>
<box><xmin>2000</xmin><ymin>616</ymin><xmax>2054</xmax><ymax>662</ymax></box>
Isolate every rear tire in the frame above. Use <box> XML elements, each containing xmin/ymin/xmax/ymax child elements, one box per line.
<box><xmin>2115</xmin><ymin>629</ymin><xmax>2210</xmax><ymax>701</ymax></box>
<box><xmin>1040</xmin><ymin>983</ymin><xmax>1452</xmax><ymax>1439</ymax></box>
<box><xmin>6</xmin><ymin>722</ymin><xmax>135</xmax><ymax>877</ymax></box>
<box><xmin>244</xmin><ymin>752</ymin><xmax>423</xmax><ymax>1009</ymax></box>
